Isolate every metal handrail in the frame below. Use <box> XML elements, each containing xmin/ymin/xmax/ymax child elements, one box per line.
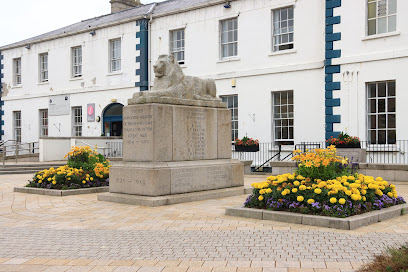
<box><xmin>74</xmin><ymin>140</ymin><xmax>111</xmax><ymax>156</ymax></box>
<box><xmin>1</xmin><ymin>140</ymin><xmax>39</xmax><ymax>167</ymax></box>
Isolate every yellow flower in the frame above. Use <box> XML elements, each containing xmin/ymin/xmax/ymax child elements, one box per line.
<box><xmin>293</xmin><ymin>181</ymin><xmax>300</xmax><ymax>186</ymax></box>
<box><xmin>82</xmin><ymin>180</ymin><xmax>86</xmax><ymax>184</ymax></box>
<box><xmin>258</xmin><ymin>195</ymin><xmax>264</xmax><ymax>201</ymax></box>
<box><xmin>351</xmin><ymin>194</ymin><xmax>359</xmax><ymax>201</ymax></box>
<box><xmin>90</xmin><ymin>177</ymin><xmax>94</xmax><ymax>181</ymax></box>
<box><xmin>339</xmin><ymin>198</ymin><xmax>346</xmax><ymax>205</ymax></box>
<box><xmin>362</xmin><ymin>196</ymin><xmax>366</xmax><ymax>201</ymax></box>
<box><xmin>38</xmin><ymin>180</ymin><xmax>43</xmax><ymax>184</ymax></box>
<box><xmin>52</xmin><ymin>180</ymin><xmax>57</xmax><ymax>185</ymax></box>
<box><xmin>299</xmin><ymin>185</ymin><xmax>307</xmax><ymax>191</ymax></box>
<box><xmin>307</xmin><ymin>199</ymin><xmax>315</xmax><ymax>204</ymax></box>
<box><xmin>345</xmin><ymin>190</ymin><xmax>352</xmax><ymax>196</ymax></box>
<box><xmin>297</xmin><ymin>196</ymin><xmax>304</xmax><ymax>202</ymax></box>
<box><xmin>281</xmin><ymin>191</ymin><xmax>287</xmax><ymax>196</ymax></box>
<box><xmin>47</xmin><ymin>178</ymin><xmax>52</xmax><ymax>181</ymax></box>
<box><xmin>330</xmin><ymin>197</ymin><xmax>337</xmax><ymax>204</ymax></box>
<box><xmin>314</xmin><ymin>188</ymin><xmax>322</xmax><ymax>194</ymax></box>
<box><xmin>387</xmin><ymin>192</ymin><xmax>393</xmax><ymax>197</ymax></box>
<box><xmin>292</xmin><ymin>188</ymin><xmax>298</xmax><ymax>193</ymax></box>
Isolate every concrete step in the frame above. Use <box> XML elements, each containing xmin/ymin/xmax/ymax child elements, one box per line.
<box><xmin>0</xmin><ymin>163</ymin><xmax>66</xmax><ymax>175</ymax></box>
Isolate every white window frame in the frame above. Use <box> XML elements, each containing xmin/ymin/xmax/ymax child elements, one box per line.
<box><xmin>221</xmin><ymin>95</ymin><xmax>238</xmax><ymax>142</ymax></box>
<box><xmin>71</xmin><ymin>46</ymin><xmax>82</xmax><ymax>78</ymax></box>
<box><xmin>220</xmin><ymin>18</ymin><xmax>238</xmax><ymax>59</ymax></box>
<box><xmin>109</xmin><ymin>39</ymin><xmax>121</xmax><ymax>73</ymax></box>
<box><xmin>367</xmin><ymin>80</ymin><xmax>396</xmax><ymax>145</ymax></box>
<box><xmin>39</xmin><ymin>109</ymin><xmax>48</xmax><ymax>137</ymax></box>
<box><xmin>13</xmin><ymin>58</ymin><xmax>22</xmax><ymax>86</ymax></box>
<box><xmin>272</xmin><ymin>91</ymin><xmax>294</xmax><ymax>145</ymax></box>
<box><xmin>367</xmin><ymin>0</ymin><xmax>397</xmax><ymax>36</ymax></box>
<box><xmin>170</xmin><ymin>29</ymin><xmax>185</xmax><ymax>65</ymax></box>
<box><xmin>272</xmin><ymin>6</ymin><xmax>294</xmax><ymax>52</ymax></box>
<box><xmin>39</xmin><ymin>53</ymin><xmax>48</xmax><ymax>82</ymax></box>
<box><xmin>72</xmin><ymin>107</ymin><xmax>82</xmax><ymax>137</ymax></box>
<box><xmin>13</xmin><ymin>111</ymin><xmax>21</xmax><ymax>143</ymax></box>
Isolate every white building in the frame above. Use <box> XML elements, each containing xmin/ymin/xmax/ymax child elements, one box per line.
<box><xmin>0</xmin><ymin>0</ymin><xmax>407</xmax><ymax>157</ymax></box>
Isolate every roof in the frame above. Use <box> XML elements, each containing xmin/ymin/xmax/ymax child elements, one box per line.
<box><xmin>0</xmin><ymin>0</ymin><xmax>227</xmax><ymax>50</ymax></box>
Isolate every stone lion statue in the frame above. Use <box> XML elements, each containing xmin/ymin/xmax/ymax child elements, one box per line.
<box><xmin>131</xmin><ymin>55</ymin><xmax>221</xmax><ymax>101</ymax></box>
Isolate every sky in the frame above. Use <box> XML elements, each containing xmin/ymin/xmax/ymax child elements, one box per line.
<box><xmin>0</xmin><ymin>0</ymin><xmax>165</xmax><ymax>47</ymax></box>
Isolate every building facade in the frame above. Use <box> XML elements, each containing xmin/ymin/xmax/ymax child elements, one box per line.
<box><xmin>0</xmin><ymin>0</ymin><xmax>407</xmax><ymax>151</ymax></box>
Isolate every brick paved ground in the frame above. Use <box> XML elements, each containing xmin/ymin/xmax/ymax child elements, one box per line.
<box><xmin>0</xmin><ymin>174</ymin><xmax>407</xmax><ymax>272</ymax></box>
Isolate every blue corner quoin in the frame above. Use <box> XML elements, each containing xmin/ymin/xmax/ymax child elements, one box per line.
<box><xmin>325</xmin><ymin>0</ymin><xmax>342</xmax><ymax>142</ymax></box>
<box><xmin>135</xmin><ymin>19</ymin><xmax>149</xmax><ymax>91</ymax></box>
<box><xmin>0</xmin><ymin>52</ymin><xmax>3</xmax><ymax>139</ymax></box>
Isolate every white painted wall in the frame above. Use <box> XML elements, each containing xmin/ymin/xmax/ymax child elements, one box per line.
<box><xmin>1</xmin><ymin>21</ymin><xmax>141</xmax><ymax>143</ymax></box>
<box><xmin>332</xmin><ymin>0</ymin><xmax>408</xmax><ymax>141</ymax></box>
<box><xmin>150</xmin><ymin>0</ymin><xmax>326</xmax><ymax>143</ymax></box>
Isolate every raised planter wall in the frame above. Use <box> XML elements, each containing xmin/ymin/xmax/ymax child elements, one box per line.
<box><xmin>336</xmin><ymin>148</ymin><xmax>366</xmax><ymax>164</ymax></box>
<box><xmin>39</xmin><ymin>137</ymin><xmax>122</xmax><ymax>162</ymax></box>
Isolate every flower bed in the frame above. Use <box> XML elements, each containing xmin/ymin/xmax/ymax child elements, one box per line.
<box><xmin>244</xmin><ymin>146</ymin><xmax>405</xmax><ymax>218</ymax></box>
<box><xmin>25</xmin><ymin>146</ymin><xmax>110</xmax><ymax>190</ymax></box>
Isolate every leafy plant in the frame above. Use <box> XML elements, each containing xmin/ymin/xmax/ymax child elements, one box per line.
<box><xmin>235</xmin><ymin>136</ymin><xmax>259</xmax><ymax>146</ymax></box>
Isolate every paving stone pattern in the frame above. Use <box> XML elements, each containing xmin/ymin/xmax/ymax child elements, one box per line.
<box><xmin>0</xmin><ymin>174</ymin><xmax>408</xmax><ymax>272</ymax></box>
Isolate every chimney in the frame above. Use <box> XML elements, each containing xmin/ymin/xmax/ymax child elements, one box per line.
<box><xmin>110</xmin><ymin>0</ymin><xmax>142</xmax><ymax>13</ymax></box>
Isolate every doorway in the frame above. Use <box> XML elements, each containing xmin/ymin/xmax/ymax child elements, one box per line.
<box><xmin>103</xmin><ymin>103</ymin><xmax>123</xmax><ymax>136</ymax></box>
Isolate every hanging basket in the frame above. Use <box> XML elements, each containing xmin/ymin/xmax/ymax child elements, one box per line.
<box><xmin>235</xmin><ymin>145</ymin><xmax>260</xmax><ymax>152</ymax></box>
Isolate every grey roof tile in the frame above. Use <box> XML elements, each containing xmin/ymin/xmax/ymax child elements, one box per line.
<box><xmin>1</xmin><ymin>0</ymin><xmax>222</xmax><ymax>49</ymax></box>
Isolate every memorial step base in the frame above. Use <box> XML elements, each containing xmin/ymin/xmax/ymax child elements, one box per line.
<box><xmin>97</xmin><ymin>186</ymin><xmax>252</xmax><ymax>207</ymax></box>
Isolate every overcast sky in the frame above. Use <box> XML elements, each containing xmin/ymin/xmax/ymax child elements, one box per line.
<box><xmin>0</xmin><ymin>0</ymin><xmax>165</xmax><ymax>47</ymax></box>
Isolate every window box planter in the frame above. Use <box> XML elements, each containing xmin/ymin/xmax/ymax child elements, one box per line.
<box><xmin>235</xmin><ymin>145</ymin><xmax>259</xmax><ymax>152</ymax></box>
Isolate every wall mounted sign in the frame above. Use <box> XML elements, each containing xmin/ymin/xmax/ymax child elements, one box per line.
<box><xmin>49</xmin><ymin>95</ymin><xmax>70</xmax><ymax>116</ymax></box>
<box><xmin>87</xmin><ymin>103</ymin><xmax>95</xmax><ymax>122</ymax></box>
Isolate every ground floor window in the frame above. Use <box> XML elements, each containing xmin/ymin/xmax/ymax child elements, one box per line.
<box><xmin>103</xmin><ymin>103</ymin><xmax>123</xmax><ymax>136</ymax></box>
<box><xmin>72</xmin><ymin>107</ymin><xmax>82</xmax><ymax>137</ymax></box>
<box><xmin>221</xmin><ymin>95</ymin><xmax>238</xmax><ymax>142</ymax></box>
<box><xmin>273</xmin><ymin>91</ymin><xmax>294</xmax><ymax>145</ymax></box>
<box><xmin>367</xmin><ymin>80</ymin><xmax>396</xmax><ymax>144</ymax></box>
<box><xmin>13</xmin><ymin>111</ymin><xmax>21</xmax><ymax>143</ymax></box>
<box><xmin>39</xmin><ymin>109</ymin><xmax>48</xmax><ymax>137</ymax></box>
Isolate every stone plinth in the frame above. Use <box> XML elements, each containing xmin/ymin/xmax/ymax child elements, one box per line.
<box><xmin>102</xmin><ymin>103</ymin><xmax>244</xmax><ymax>204</ymax></box>
<box><xmin>109</xmin><ymin>159</ymin><xmax>243</xmax><ymax>196</ymax></box>
<box><xmin>122</xmin><ymin>104</ymin><xmax>231</xmax><ymax>162</ymax></box>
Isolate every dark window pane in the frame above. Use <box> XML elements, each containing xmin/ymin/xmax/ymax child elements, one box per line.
<box><xmin>368</xmin><ymin>83</ymin><xmax>376</xmax><ymax>98</ymax></box>
<box><xmin>388</xmin><ymin>114</ymin><xmax>396</xmax><ymax>128</ymax></box>
<box><xmin>233</xmin><ymin>95</ymin><xmax>238</xmax><ymax>107</ymax></box>
<box><xmin>378</xmin><ymin>83</ymin><xmax>386</xmax><ymax>97</ymax></box>
<box><xmin>227</xmin><ymin>97</ymin><xmax>233</xmax><ymax>108</ymax></box>
<box><xmin>388</xmin><ymin>81</ymin><xmax>396</xmax><ymax>96</ymax></box>
<box><xmin>388</xmin><ymin>130</ymin><xmax>396</xmax><ymax>144</ymax></box>
<box><xmin>282</xmin><ymin>127</ymin><xmax>288</xmax><ymax>139</ymax></box>
<box><xmin>388</xmin><ymin>98</ymin><xmax>395</xmax><ymax>112</ymax></box>
<box><xmin>369</xmin><ymin>99</ymin><xmax>376</xmax><ymax>113</ymax></box>
<box><xmin>289</xmin><ymin>127</ymin><xmax>293</xmax><ymax>139</ymax></box>
<box><xmin>378</xmin><ymin>114</ymin><xmax>386</xmax><ymax>129</ymax></box>
<box><xmin>378</xmin><ymin>99</ymin><xmax>386</xmax><ymax>112</ymax></box>
<box><xmin>378</xmin><ymin>130</ymin><xmax>386</xmax><ymax>144</ymax></box>
<box><xmin>275</xmin><ymin>128</ymin><xmax>281</xmax><ymax>139</ymax></box>
<box><xmin>370</xmin><ymin>130</ymin><xmax>376</xmax><ymax>143</ymax></box>
<box><xmin>370</xmin><ymin>115</ymin><xmax>376</xmax><ymax>129</ymax></box>
<box><xmin>288</xmin><ymin>92</ymin><xmax>293</xmax><ymax>104</ymax></box>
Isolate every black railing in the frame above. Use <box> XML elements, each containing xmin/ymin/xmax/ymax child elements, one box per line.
<box><xmin>231</xmin><ymin>140</ymin><xmax>408</xmax><ymax>172</ymax></box>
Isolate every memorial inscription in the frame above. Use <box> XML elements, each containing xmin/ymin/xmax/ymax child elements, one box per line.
<box><xmin>123</xmin><ymin>109</ymin><xmax>153</xmax><ymax>145</ymax></box>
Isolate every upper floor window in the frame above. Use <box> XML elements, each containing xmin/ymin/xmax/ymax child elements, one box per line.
<box><xmin>13</xmin><ymin>111</ymin><xmax>21</xmax><ymax>143</ymax></box>
<box><xmin>367</xmin><ymin>81</ymin><xmax>396</xmax><ymax>144</ymax></box>
<box><xmin>170</xmin><ymin>29</ymin><xmax>185</xmax><ymax>65</ymax></box>
<box><xmin>220</xmin><ymin>18</ymin><xmax>238</xmax><ymax>59</ymax></box>
<box><xmin>273</xmin><ymin>91</ymin><xmax>294</xmax><ymax>145</ymax></box>
<box><xmin>72</xmin><ymin>46</ymin><xmax>82</xmax><ymax>78</ymax></box>
<box><xmin>368</xmin><ymin>0</ymin><xmax>397</xmax><ymax>36</ymax></box>
<box><xmin>13</xmin><ymin>58</ymin><xmax>21</xmax><ymax>86</ymax></box>
<box><xmin>39</xmin><ymin>53</ymin><xmax>48</xmax><ymax>82</ymax></box>
<box><xmin>221</xmin><ymin>95</ymin><xmax>238</xmax><ymax>142</ymax></box>
<box><xmin>39</xmin><ymin>109</ymin><xmax>48</xmax><ymax>137</ymax></box>
<box><xmin>109</xmin><ymin>39</ymin><xmax>121</xmax><ymax>72</ymax></box>
<box><xmin>273</xmin><ymin>6</ymin><xmax>294</xmax><ymax>51</ymax></box>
